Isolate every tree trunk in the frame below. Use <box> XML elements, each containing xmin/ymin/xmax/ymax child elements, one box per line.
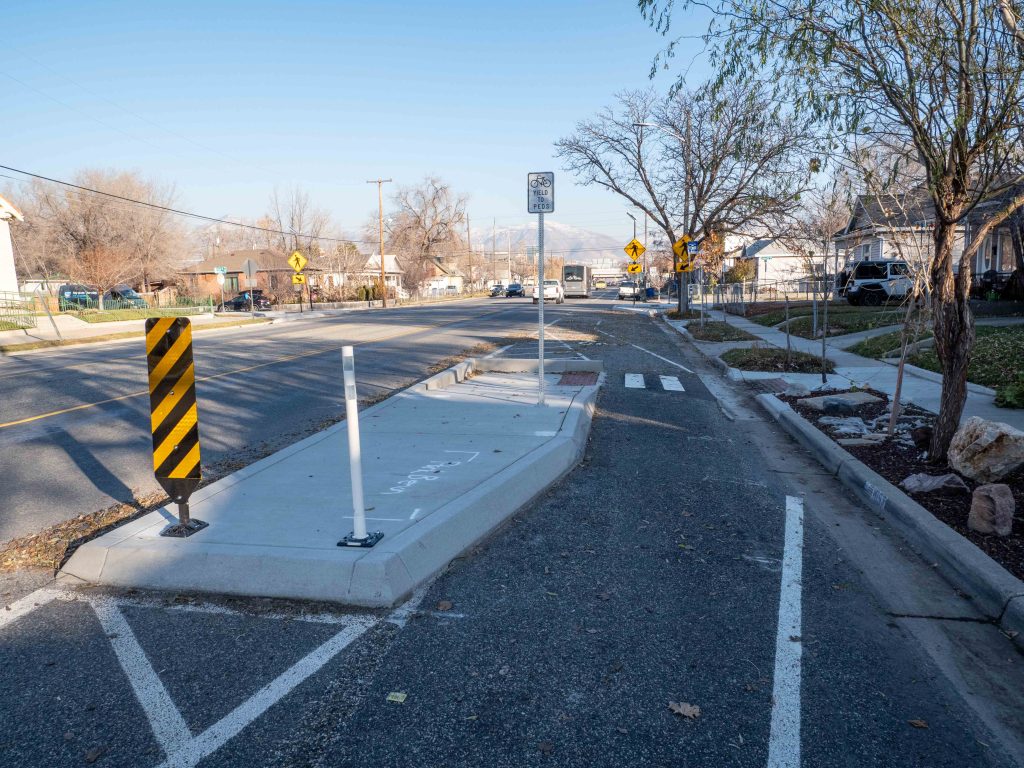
<box><xmin>928</xmin><ymin>219</ymin><xmax>975</xmax><ymax>461</ymax></box>
<box><xmin>1007</xmin><ymin>219</ymin><xmax>1024</xmax><ymax>301</ymax></box>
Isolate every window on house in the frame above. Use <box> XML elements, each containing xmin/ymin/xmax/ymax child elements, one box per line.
<box><xmin>226</xmin><ymin>276</ymin><xmax>239</xmax><ymax>293</ymax></box>
<box><xmin>859</xmin><ymin>243</ymin><xmax>872</xmax><ymax>260</ymax></box>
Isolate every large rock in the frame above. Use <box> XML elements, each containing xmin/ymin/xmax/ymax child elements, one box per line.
<box><xmin>968</xmin><ymin>484</ymin><xmax>1015</xmax><ymax>537</ymax></box>
<box><xmin>797</xmin><ymin>391</ymin><xmax>883</xmax><ymax>412</ymax></box>
<box><xmin>900</xmin><ymin>473</ymin><xmax>971</xmax><ymax>495</ymax></box>
<box><xmin>948</xmin><ymin>417</ymin><xmax>1024</xmax><ymax>483</ymax></box>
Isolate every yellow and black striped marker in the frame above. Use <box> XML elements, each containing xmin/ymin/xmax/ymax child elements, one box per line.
<box><xmin>145</xmin><ymin>317</ymin><xmax>208</xmax><ymax>537</ymax></box>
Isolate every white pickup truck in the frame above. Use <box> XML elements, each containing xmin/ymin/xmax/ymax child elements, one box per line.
<box><xmin>532</xmin><ymin>279</ymin><xmax>565</xmax><ymax>304</ymax></box>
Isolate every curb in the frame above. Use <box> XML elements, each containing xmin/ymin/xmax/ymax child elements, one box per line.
<box><xmin>755</xmin><ymin>392</ymin><xmax>1024</xmax><ymax>648</ymax></box>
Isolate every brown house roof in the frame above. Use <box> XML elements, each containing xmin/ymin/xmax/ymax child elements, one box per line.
<box><xmin>184</xmin><ymin>249</ymin><xmax>318</xmax><ymax>274</ymax></box>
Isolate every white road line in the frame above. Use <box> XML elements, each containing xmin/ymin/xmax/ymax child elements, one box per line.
<box><xmin>628</xmin><ymin>343</ymin><xmax>695</xmax><ymax>373</ymax></box>
<box><xmin>158</xmin><ymin>617</ymin><xmax>376</xmax><ymax>768</ymax></box>
<box><xmin>624</xmin><ymin>373</ymin><xmax>646</xmax><ymax>389</ymax></box>
<box><xmin>659</xmin><ymin>375</ymin><xmax>685</xmax><ymax>392</ymax></box>
<box><xmin>92</xmin><ymin>598</ymin><xmax>193</xmax><ymax>757</ymax></box>
<box><xmin>0</xmin><ymin>587</ymin><xmax>63</xmax><ymax>630</ymax></box>
<box><xmin>767</xmin><ymin>495</ymin><xmax>805</xmax><ymax>768</ymax></box>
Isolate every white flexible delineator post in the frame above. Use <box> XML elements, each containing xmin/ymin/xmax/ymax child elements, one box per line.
<box><xmin>338</xmin><ymin>346</ymin><xmax>381</xmax><ymax>547</ymax></box>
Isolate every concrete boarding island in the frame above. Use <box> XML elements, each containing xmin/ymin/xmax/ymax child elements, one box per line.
<box><xmin>60</xmin><ymin>359</ymin><xmax>602</xmax><ymax>606</ymax></box>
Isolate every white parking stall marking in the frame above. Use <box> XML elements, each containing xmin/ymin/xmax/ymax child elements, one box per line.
<box><xmin>92</xmin><ymin>597</ymin><xmax>193</xmax><ymax>756</ymax></box>
<box><xmin>767</xmin><ymin>495</ymin><xmax>805</xmax><ymax>768</ymax></box>
<box><xmin>624</xmin><ymin>374</ymin><xmax>646</xmax><ymax>389</ymax></box>
<box><xmin>659</xmin><ymin>375</ymin><xmax>685</xmax><ymax>392</ymax></box>
<box><xmin>0</xmin><ymin>587</ymin><xmax>62</xmax><ymax>630</ymax></box>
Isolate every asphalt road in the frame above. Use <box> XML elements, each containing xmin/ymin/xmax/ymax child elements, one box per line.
<box><xmin>0</xmin><ymin>297</ymin><xmax>568</xmax><ymax>541</ymax></box>
<box><xmin>2</xmin><ymin>296</ymin><xmax>1023</xmax><ymax>767</ymax></box>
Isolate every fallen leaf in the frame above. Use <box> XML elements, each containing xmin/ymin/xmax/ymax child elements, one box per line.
<box><xmin>667</xmin><ymin>704</ymin><xmax>700</xmax><ymax>720</ymax></box>
<box><xmin>84</xmin><ymin>745</ymin><xmax>106</xmax><ymax>764</ymax></box>
<box><xmin>545</xmin><ymin>591</ymin><xmax>558</xmax><ymax>597</ymax></box>
<box><xmin>436</xmin><ymin>600</ymin><xmax>453</xmax><ymax>611</ymax></box>
<box><xmin>908</xmin><ymin>719</ymin><xmax>929</xmax><ymax>729</ymax></box>
<box><xmin>615</xmin><ymin>726</ymin><xmax>628</xmax><ymax>734</ymax></box>
<box><xmin>597</xmin><ymin>592</ymin><xmax>611</xmax><ymax>601</ymax></box>
<box><xmin>386</xmin><ymin>692</ymin><xmax>407</xmax><ymax>704</ymax></box>
<box><xmin>668</xmin><ymin>701</ymin><xmax>701</xmax><ymax>719</ymax></box>
<box><xmin>585</xmin><ymin>628</ymin><xmax>598</xmax><ymax>634</ymax></box>
<box><xmin>466</xmin><ymin>714</ymin><xmax>478</xmax><ymax>721</ymax></box>
<box><xmin>538</xmin><ymin>741</ymin><xmax>554</xmax><ymax>754</ymax></box>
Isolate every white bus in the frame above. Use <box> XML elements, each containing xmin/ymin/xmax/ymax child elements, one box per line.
<box><xmin>562</xmin><ymin>264</ymin><xmax>591</xmax><ymax>298</ymax></box>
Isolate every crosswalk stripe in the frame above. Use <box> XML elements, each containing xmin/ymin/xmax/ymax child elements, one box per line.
<box><xmin>659</xmin><ymin>375</ymin><xmax>685</xmax><ymax>392</ymax></box>
<box><xmin>624</xmin><ymin>373</ymin><xmax>646</xmax><ymax>389</ymax></box>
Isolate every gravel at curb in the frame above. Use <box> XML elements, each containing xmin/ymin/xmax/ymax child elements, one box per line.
<box><xmin>756</xmin><ymin>392</ymin><xmax>1024</xmax><ymax>648</ymax></box>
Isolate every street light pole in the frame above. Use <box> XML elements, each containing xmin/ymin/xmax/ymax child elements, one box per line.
<box><xmin>366</xmin><ymin>178</ymin><xmax>393</xmax><ymax>307</ymax></box>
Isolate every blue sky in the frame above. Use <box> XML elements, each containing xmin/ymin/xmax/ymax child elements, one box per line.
<box><xmin>1</xmin><ymin>1</ymin><xmax>711</xmax><ymax>242</ymax></box>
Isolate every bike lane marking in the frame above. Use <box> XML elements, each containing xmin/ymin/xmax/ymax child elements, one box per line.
<box><xmin>767</xmin><ymin>495</ymin><xmax>805</xmax><ymax>768</ymax></box>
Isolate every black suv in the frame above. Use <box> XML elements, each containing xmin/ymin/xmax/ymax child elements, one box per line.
<box><xmin>220</xmin><ymin>290</ymin><xmax>272</xmax><ymax>311</ymax></box>
<box><xmin>505</xmin><ymin>283</ymin><xmax>526</xmax><ymax>298</ymax></box>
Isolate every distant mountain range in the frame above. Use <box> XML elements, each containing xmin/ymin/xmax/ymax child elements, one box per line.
<box><xmin>475</xmin><ymin>221</ymin><xmax>626</xmax><ymax>265</ymax></box>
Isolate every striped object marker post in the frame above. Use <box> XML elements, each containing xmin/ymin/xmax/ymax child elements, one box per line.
<box><xmin>145</xmin><ymin>317</ymin><xmax>208</xmax><ymax>537</ymax></box>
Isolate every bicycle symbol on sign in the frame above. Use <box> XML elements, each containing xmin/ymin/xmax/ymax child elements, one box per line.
<box><xmin>530</xmin><ymin>175</ymin><xmax>552</xmax><ymax>189</ymax></box>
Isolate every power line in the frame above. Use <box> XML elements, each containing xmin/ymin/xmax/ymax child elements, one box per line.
<box><xmin>0</xmin><ymin>164</ymin><xmax>375</xmax><ymax>246</ymax></box>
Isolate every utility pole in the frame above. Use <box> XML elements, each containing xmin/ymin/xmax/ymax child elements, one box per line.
<box><xmin>466</xmin><ymin>214</ymin><xmax>473</xmax><ymax>293</ymax></box>
<box><xmin>366</xmin><ymin>178</ymin><xmax>392</xmax><ymax>307</ymax></box>
<box><xmin>492</xmin><ymin>218</ymin><xmax>496</xmax><ymax>285</ymax></box>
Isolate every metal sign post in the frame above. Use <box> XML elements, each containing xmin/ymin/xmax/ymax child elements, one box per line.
<box><xmin>146</xmin><ymin>317</ymin><xmax>207</xmax><ymax>537</ymax></box>
<box><xmin>241</xmin><ymin>258</ymin><xmax>258</xmax><ymax>315</ymax></box>
<box><xmin>337</xmin><ymin>346</ymin><xmax>383</xmax><ymax>548</ymax></box>
<box><xmin>527</xmin><ymin>171</ymin><xmax>554</xmax><ymax>406</ymax></box>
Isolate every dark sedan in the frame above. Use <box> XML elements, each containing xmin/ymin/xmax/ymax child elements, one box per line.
<box><xmin>219</xmin><ymin>290</ymin><xmax>272</xmax><ymax>311</ymax></box>
<box><xmin>505</xmin><ymin>283</ymin><xmax>526</xmax><ymax>298</ymax></box>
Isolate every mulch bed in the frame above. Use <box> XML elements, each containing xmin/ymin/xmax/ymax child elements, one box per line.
<box><xmin>779</xmin><ymin>390</ymin><xmax>1024</xmax><ymax>583</ymax></box>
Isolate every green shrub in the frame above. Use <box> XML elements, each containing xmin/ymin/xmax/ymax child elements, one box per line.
<box><xmin>995</xmin><ymin>375</ymin><xmax>1024</xmax><ymax>409</ymax></box>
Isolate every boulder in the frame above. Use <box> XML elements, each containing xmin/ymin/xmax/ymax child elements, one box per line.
<box><xmin>900</xmin><ymin>473</ymin><xmax>970</xmax><ymax>495</ymax></box>
<box><xmin>818</xmin><ymin>416</ymin><xmax>870</xmax><ymax>437</ymax></box>
<box><xmin>967</xmin><ymin>484</ymin><xmax>1015</xmax><ymax>537</ymax></box>
<box><xmin>797</xmin><ymin>391</ymin><xmax>883</xmax><ymax>412</ymax></box>
<box><xmin>948</xmin><ymin>417</ymin><xmax>1024</xmax><ymax>483</ymax></box>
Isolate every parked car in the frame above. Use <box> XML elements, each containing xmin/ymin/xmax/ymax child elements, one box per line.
<box><xmin>104</xmin><ymin>284</ymin><xmax>148</xmax><ymax>309</ymax></box>
<box><xmin>505</xmin><ymin>282</ymin><xmax>526</xmax><ymax>298</ymax></box>
<box><xmin>594</xmin><ymin>280</ymin><xmax>607</xmax><ymax>289</ymax></box>
<box><xmin>838</xmin><ymin>260</ymin><xmax>911</xmax><ymax>306</ymax></box>
<box><xmin>532</xmin><ymin>279</ymin><xmax>565</xmax><ymax>304</ymax></box>
<box><xmin>57</xmin><ymin>284</ymin><xmax>100</xmax><ymax>310</ymax></box>
<box><xmin>618</xmin><ymin>280</ymin><xmax>642</xmax><ymax>300</ymax></box>
<box><xmin>489</xmin><ymin>284</ymin><xmax>505</xmax><ymax>297</ymax></box>
<box><xmin>220</xmin><ymin>289</ymin><xmax>272</xmax><ymax>311</ymax></box>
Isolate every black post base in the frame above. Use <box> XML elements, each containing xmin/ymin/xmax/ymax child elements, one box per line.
<box><xmin>337</xmin><ymin>530</ymin><xmax>384</xmax><ymax>548</ymax></box>
<box><xmin>160</xmin><ymin>519</ymin><xmax>209</xmax><ymax>538</ymax></box>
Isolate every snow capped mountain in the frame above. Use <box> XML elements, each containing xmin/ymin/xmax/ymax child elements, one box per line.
<box><xmin>475</xmin><ymin>221</ymin><xmax>626</xmax><ymax>265</ymax></box>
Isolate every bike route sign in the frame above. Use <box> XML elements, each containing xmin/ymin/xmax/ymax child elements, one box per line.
<box><xmin>527</xmin><ymin>172</ymin><xmax>554</xmax><ymax>214</ymax></box>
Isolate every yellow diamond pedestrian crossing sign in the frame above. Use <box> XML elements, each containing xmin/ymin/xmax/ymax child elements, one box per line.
<box><xmin>288</xmin><ymin>251</ymin><xmax>308</xmax><ymax>273</ymax></box>
<box><xmin>624</xmin><ymin>239</ymin><xmax>645</xmax><ymax>261</ymax></box>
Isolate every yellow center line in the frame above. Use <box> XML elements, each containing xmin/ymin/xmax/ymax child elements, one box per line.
<box><xmin>0</xmin><ymin>311</ymin><xmax>505</xmax><ymax>431</ymax></box>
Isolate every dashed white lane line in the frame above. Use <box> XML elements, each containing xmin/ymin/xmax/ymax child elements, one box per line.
<box><xmin>92</xmin><ymin>597</ymin><xmax>193</xmax><ymax>756</ymax></box>
<box><xmin>659</xmin><ymin>375</ymin><xmax>685</xmax><ymax>392</ymax></box>
<box><xmin>767</xmin><ymin>495</ymin><xmax>805</xmax><ymax>768</ymax></box>
<box><xmin>628</xmin><ymin>342</ymin><xmax>695</xmax><ymax>373</ymax></box>
<box><xmin>625</xmin><ymin>373</ymin><xmax>646</xmax><ymax>389</ymax></box>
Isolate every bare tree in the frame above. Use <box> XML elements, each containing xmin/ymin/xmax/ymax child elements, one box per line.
<box><xmin>642</xmin><ymin>0</ymin><xmax>1024</xmax><ymax>460</ymax></box>
<box><xmin>266</xmin><ymin>187</ymin><xmax>332</xmax><ymax>259</ymax></box>
<box><xmin>555</xmin><ymin>82</ymin><xmax>812</xmax><ymax>307</ymax></box>
<box><xmin>12</xmin><ymin>170</ymin><xmax>182</xmax><ymax>308</ymax></box>
<box><xmin>378</xmin><ymin>176</ymin><xmax>468</xmax><ymax>290</ymax></box>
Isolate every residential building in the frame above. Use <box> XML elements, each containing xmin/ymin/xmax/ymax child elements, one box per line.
<box><xmin>180</xmin><ymin>249</ymin><xmax>316</xmax><ymax>298</ymax></box>
<box><xmin>0</xmin><ymin>194</ymin><xmax>24</xmax><ymax>294</ymax></box>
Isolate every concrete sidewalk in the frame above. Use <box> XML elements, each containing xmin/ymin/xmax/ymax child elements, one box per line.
<box><xmin>59</xmin><ymin>359</ymin><xmax>601</xmax><ymax>606</ymax></box>
<box><xmin>0</xmin><ymin>311</ymin><xmax>243</xmax><ymax>347</ymax></box>
<box><xmin>684</xmin><ymin>309</ymin><xmax>1024</xmax><ymax>431</ymax></box>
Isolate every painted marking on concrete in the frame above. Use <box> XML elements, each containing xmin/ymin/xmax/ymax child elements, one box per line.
<box><xmin>445</xmin><ymin>450</ymin><xmax>479</xmax><ymax>462</ymax></box>
<box><xmin>380</xmin><ymin>453</ymin><xmax>477</xmax><ymax>495</ymax></box>
<box><xmin>157</xmin><ymin>617</ymin><xmax>376</xmax><ymax>768</ymax></box>
<box><xmin>767</xmin><ymin>495</ymin><xmax>804</xmax><ymax>768</ymax></box>
<box><xmin>628</xmin><ymin>343</ymin><xmax>695</xmax><ymax>373</ymax></box>
<box><xmin>659</xmin><ymin>375</ymin><xmax>685</xmax><ymax>392</ymax></box>
<box><xmin>0</xmin><ymin>587</ymin><xmax>62</xmax><ymax>630</ymax></box>
<box><xmin>92</xmin><ymin>598</ymin><xmax>193</xmax><ymax>756</ymax></box>
<box><xmin>409</xmin><ymin>507</ymin><xmax>423</xmax><ymax>520</ymax></box>
<box><xmin>863</xmin><ymin>481</ymin><xmax>888</xmax><ymax>512</ymax></box>
<box><xmin>386</xmin><ymin>584</ymin><xmax>430</xmax><ymax>628</ymax></box>
<box><xmin>534</xmin><ymin>430</ymin><xmax>557</xmax><ymax>437</ymax></box>
<box><xmin>625</xmin><ymin>374</ymin><xmax>646</xmax><ymax>389</ymax></box>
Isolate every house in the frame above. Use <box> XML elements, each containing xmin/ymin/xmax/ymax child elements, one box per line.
<box><xmin>737</xmin><ymin>238</ymin><xmax>827</xmax><ymax>286</ymax></box>
<box><xmin>354</xmin><ymin>254</ymin><xmax>405</xmax><ymax>294</ymax></box>
<box><xmin>833</xmin><ymin>190</ymin><xmax>1017</xmax><ymax>286</ymax></box>
<box><xmin>420</xmin><ymin>258</ymin><xmax>464</xmax><ymax>296</ymax></box>
<box><xmin>180</xmin><ymin>249</ymin><xmax>317</xmax><ymax>298</ymax></box>
<box><xmin>0</xmin><ymin>194</ymin><xmax>24</xmax><ymax>294</ymax></box>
